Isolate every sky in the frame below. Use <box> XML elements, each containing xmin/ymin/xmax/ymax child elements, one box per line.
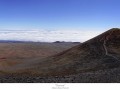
<box><xmin>0</xmin><ymin>0</ymin><xmax>120</xmax><ymax>42</ymax></box>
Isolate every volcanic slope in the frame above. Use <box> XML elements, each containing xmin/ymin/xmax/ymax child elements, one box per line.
<box><xmin>27</xmin><ymin>28</ymin><xmax>120</xmax><ymax>76</ymax></box>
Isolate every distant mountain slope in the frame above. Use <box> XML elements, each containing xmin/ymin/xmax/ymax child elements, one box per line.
<box><xmin>0</xmin><ymin>42</ymin><xmax>78</xmax><ymax>74</ymax></box>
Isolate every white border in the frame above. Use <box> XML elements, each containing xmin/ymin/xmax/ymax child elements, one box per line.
<box><xmin>0</xmin><ymin>83</ymin><xmax>120</xmax><ymax>90</ymax></box>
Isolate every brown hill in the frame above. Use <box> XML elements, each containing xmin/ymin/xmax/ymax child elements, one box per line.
<box><xmin>25</xmin><ymin>28</ymin><xmax>120</xmax><ymax>76</ymax></box>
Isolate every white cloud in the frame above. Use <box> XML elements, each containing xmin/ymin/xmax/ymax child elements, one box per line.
<box><xmin>0</xmin><ymin>30</ymin><xmax>103</xmax><ymax>42</ymax></box>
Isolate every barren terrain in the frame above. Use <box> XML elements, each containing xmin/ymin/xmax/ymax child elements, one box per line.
<box><xmin>0</xmin><ymin>28</ymin><xmax>120</xmax><ymax>83</ymax></box>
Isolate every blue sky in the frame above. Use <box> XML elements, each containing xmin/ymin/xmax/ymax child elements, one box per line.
<box><xmin>0</xmin><ymin>0</ymin><xmax>119</xmax><ymax>42</ymax></box>
<box><xmin>0</xmin><ymin>0</ymin><xmax>120</xmax><ymax>31</ymax></box>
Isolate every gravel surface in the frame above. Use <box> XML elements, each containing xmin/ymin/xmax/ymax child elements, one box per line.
<box><xmin>0</xmin><ymin>67</ymin><xmax>120</xmax><ymax>83</ymax></box>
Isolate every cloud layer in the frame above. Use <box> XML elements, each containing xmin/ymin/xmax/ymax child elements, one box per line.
<box><xmin>0</xmin><ymin>30</ymin><xmax>103</xmax><ymax>42</ymax></box>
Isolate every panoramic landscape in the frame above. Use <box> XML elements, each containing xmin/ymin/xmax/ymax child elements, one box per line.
<box><xmin>0</xmin><ymin>0</ymin><xmax>120</xmax><ymax>83</ymax></box>
<box><xmin>0</xmin><ymin>28</ymin><xmax>119</xmax><ymax>83</ymax></box>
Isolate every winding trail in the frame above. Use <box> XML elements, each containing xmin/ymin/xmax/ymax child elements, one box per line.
<box><xmin>102</xmin><ymin>31</ymin><xmax>119</xmax><ymax>61</ymax></box>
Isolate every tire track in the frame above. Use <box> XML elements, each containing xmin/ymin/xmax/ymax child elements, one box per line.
<box><xmin>103</xmin><ymin>31</ymin><xmax>119</xmax><ymax>61</ymax></box>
